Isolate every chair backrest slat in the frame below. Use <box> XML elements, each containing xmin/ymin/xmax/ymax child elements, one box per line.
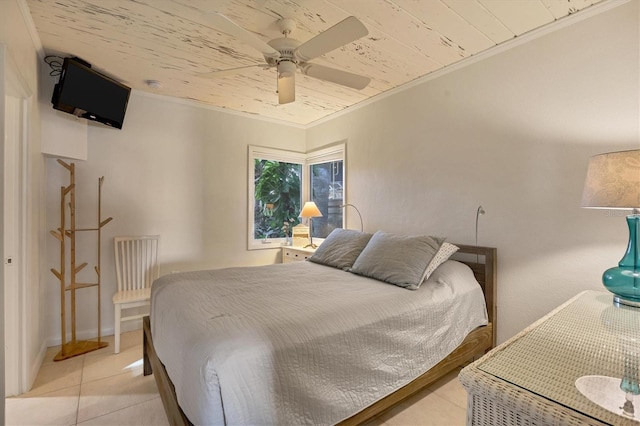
<box><xmin>114</xmin><ymin>235</ymin><xmax>160</xmax><ymax>293</ymax></box>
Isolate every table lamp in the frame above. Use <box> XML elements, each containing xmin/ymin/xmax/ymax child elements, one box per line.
<box><xmin>581</xmin><ymin>149</ymin><xmax>640</xmax><ymax>307</ymax></box>
<box><xmin>299</xmin><ymin>201</ymin><xmax>323</xmax><ymax>248</ymax></box>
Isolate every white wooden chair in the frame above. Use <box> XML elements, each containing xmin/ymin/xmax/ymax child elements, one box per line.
<box><xmin>112</xmin><ymin>235</ymin><xmax>159</xmax><ymax>353</ymax></box>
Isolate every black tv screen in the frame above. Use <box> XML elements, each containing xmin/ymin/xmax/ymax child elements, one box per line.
<box><xmin>52</xmin><ymin>57</ymin><xmax>131</xmax><ymax>129</ymax></box>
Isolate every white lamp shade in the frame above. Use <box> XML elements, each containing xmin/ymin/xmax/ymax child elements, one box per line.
<box><xmin>581</xmin><ymin>149</ymin><xmax>640</xmax><ymax>209</ymax></box>
<box><xmin>299</xmin><ymin>201</ymin><xmax>323</xmax><ymax>218</ymax></box>
<box><xmin>277</xmin><ymin>61</ymin><xmax>296</xmax><ymax>104</ymax></box>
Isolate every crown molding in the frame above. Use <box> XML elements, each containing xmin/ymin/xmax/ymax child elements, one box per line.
<box><xmin>306</xmin><ymin>0</ymin><xmax>631</xmax><ymax>129</ymax></box>
<box><xmin>17</xmin><ymin>0</ymin><xmax>45</xmax><ymax>62</ymax></box>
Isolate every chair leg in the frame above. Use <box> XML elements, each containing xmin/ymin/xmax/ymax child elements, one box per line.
<box><xmin>114</xmin><ymin>304</ymin><xmax>121</xmax><ymax>354</ymax></box>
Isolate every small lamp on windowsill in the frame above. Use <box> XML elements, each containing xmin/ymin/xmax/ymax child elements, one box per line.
<box><xmin>299</xmin><ymin>201</ymin><xmax>323</xmax><ymax>248</ymax></box>
<box><xmin>581</xmin><ymin>149</ymin><xmax>640</xmax><ymax>307</ymax></box>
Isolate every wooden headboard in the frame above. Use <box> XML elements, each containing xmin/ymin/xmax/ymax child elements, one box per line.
<box><xmin>453</xmin><ymin>244</ymin><xmax>497</xmax><ymax>347</ymax></box>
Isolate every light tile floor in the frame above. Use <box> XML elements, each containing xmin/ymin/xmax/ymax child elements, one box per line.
<box><xmin>7</xmin><ymin>329</ymin><xmax>468</xmax><ymax>425</ymax></box>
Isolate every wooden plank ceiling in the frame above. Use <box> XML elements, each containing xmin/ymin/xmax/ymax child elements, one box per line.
<box><xmin>27</xmin><ymin>0</ymin><xmax>605</xmax><ymax>126</ymax></box>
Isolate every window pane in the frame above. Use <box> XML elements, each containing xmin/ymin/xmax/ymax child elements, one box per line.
<box><xmin>254</xmin><ymin>159</ymin><xmax>302</xmax><ymax>239</ymax></box>
<box><xmin>310</xmin><ymin>160</ymin><xmax>343</xmax><ymax>238</ymax></box>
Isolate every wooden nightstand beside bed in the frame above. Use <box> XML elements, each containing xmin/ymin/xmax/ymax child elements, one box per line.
<box><xmin>143</xmin><ymin>242</ymin><xmax>497</xmax><ymax>425</ymax></box>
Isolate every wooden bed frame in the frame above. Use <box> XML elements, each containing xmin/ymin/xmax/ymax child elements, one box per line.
<box><xmin>143</xmin><ymin>244</ymin><xmax>497</xmax><ymax>425</ymax></box>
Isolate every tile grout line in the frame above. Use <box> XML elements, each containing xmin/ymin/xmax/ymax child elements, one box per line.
<box><xmin>75</xmin><ymin>396</ymin><xmax>163</xmax><ymax>426</ymax></box>
<box><xmin>73</xmin><ymin>372</ymin><xmax>161</xmax><ymax>424</ymax></box>
<box><xmin>75</xmin><ymin>354</ymin><xmax>87</xmax><ymax>426</ymax></box>
<box><xmin>429</xmin><ymin>372</ymin><xmax>468</xmax><ymax>412</ymax></box>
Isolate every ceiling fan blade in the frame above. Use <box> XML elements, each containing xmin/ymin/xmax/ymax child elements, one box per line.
<box><xmin>301</xmin><ymin>64</ymin><xmax>370</xmax><ymax>90</ymax></box>
<box><xmin>204</xmin><ymin>12</ymin><xmax>280</xmax><ymax>60</ymax></box>
<box><xmin>198</xmin><ymin>64</ymin><xmax>267</xmax><ymax>79</ymax></box>
<box><xmin>278</xmin><ymin>74</ymin><xmax>295</xmax><ymax>104</ymax></box>
<box><xmin>294</xmin><ymin>16</ymin><xmax>368</xmax><ymax>62</ymax></box>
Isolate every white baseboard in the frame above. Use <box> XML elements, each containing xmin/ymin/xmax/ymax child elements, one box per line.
<box><xmin>45</xmin><ymin>319</ymin><xmax>143</xmax><ymax>347</ymax></box>
<box><xmin>27</xmin><ymin>339</ymin><xmax>48</xmax><ymax>393</ymax></box>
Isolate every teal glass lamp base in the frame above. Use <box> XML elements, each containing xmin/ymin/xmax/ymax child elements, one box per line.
<box><xmin>603</xmin><ymin>215</ymin><xmax>640</xmax><ymax>308</ymax></box>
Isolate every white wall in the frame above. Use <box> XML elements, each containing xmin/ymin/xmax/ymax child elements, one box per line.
<box><xmin>0</xmin><ymin>0</ymin><xmax>46</xmax><ymax>400</ymax></box>
<box><xmin>39</xmin><ymin>64</ymin><xmax>88</xmax><ymax>160</ymax></box>
<box><xmin>306</xmin><ymin>1</ymin><xmax>640</xmax><ymax>343</ymax></box>
<box><xmin>44</xmin><ymin>92</ymin><xmax>305</xmax><ymax>343</ymax></box>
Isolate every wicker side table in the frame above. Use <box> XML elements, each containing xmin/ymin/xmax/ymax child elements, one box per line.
<box><xmin>459</xmin><ymin>291</ymin><xmax>640</xmax><ymax>426</ymax></box>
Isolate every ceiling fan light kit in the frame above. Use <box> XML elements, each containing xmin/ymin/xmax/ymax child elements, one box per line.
<box><xmin>277</xmin><ymin>61</ymin><xmax>296</xmax><ymax>79</ymax></box>
<box><xmin>202</xmin><ymin>13</ymin><xmax>371</xmax><ymax>105</ymax></box>
<box><xmin>277</xmin><ymin>61</ymin><xmax>296</xmax><ymax>104</ymax></box>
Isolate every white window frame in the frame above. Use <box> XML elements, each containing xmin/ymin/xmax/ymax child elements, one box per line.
<box><xmin>247</xmin><ymin>143</ymin><xmax>345</xmax><ymax>250</ymax></box>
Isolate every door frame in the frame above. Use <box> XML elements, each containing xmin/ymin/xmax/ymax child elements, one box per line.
<box><xmin>1</xmin><ymin>45</ymin><xmax>30</xmax><ymax>397</ymax></box>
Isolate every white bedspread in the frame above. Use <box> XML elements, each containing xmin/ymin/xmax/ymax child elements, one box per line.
<box><xmin>150</xmin><ymin>260</ymin><xmax>487</xmax><ymax>425</ymax></box>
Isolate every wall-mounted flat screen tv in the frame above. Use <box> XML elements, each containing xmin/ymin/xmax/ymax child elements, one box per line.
<box><xmin>51</xmin><ymin>57</ymin><xmax>131</xmax><ymax>129</ymax></box>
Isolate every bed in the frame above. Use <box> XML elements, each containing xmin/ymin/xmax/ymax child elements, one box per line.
<box><xmin>143</xmin><ymin>233</ymin><xmax>496</xmax><ymax>425</ymax></box>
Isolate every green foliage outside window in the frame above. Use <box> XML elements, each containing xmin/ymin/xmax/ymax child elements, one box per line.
<box><xmin>254</xmin><ymin>159</ymin><xmax>301</xmax><ymax>239</ymax></box>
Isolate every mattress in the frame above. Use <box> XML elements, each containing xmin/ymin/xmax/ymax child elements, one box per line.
<box><xmin>150</xmin><ymin>259</ymin><xmax>487</xmax><ymax>425</ymax></box>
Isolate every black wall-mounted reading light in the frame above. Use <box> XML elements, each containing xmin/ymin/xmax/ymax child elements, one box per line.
<box><xmin>476</xmin><ymin>205</ymin><xmax>486</xmax><ymax>263</ymax></box>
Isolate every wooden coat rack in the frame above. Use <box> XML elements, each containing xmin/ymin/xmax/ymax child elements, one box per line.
<box><xmin>50</xmin><ymin>159</ymin><xmax>112</xmax><ymax>361</ymax></box>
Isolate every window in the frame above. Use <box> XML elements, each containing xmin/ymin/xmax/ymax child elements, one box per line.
<box><xmin>248</xmin><ymin>147</ymin><xmax>305</xmax><ymax>249</ymax></box>
<box><xmin>248</xmin><ymin>144</ymin><xmax>345</xmax><ymax>249</ymax></box>
<box><xmin>254</xmin><ymin>159</ymin><xmax>302</xmax><ymax>238</ymax></box>
<box><xmin>307</xmin><ymin>144</ymin><xmax>346</xmax><ymax>239</ymax></box>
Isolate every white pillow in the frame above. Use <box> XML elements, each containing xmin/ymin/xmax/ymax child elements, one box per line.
<box><xmin>421</xmin><ymin>242</ymin><xmax>459</xmax><ymax>284</ymax></box>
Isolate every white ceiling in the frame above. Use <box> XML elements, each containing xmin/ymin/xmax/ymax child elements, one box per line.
<box><xmin>26</xmin><ymin>0</ymin><xmax>607</xmax><ymax>126</ymax></box>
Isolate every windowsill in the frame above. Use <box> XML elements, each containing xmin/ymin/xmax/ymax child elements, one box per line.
<box><xmin>248</xmin><ymin>238</ymin><xmax>326</xmax><ymax>251</ymax></box>
<box><xmin>248</xmin><ymin>240</ymin><xmax>285</xmax><ymax>250</ymax></box>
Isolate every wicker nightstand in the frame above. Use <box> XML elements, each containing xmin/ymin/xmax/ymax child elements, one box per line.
<box><xmin>459</xmin><ymin>290</ymin><xmax>640</xmax><ymax>426</ymax></box>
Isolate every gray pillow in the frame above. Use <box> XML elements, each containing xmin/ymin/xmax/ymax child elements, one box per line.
<box><xmin>349</xmin><ymin>231</ymin><xmax>445</xmax><ymax>290</ymax></box>
<box><xmin>309</xmin><ymin>228</ymin><xmax>373</xmax><ymax>270</ymax></box>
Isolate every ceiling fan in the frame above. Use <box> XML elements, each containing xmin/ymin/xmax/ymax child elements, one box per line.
<box><xmin>200</xmin><ymin>13</ymin><xmax>371</xmax><ymax>104</ymax></box>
